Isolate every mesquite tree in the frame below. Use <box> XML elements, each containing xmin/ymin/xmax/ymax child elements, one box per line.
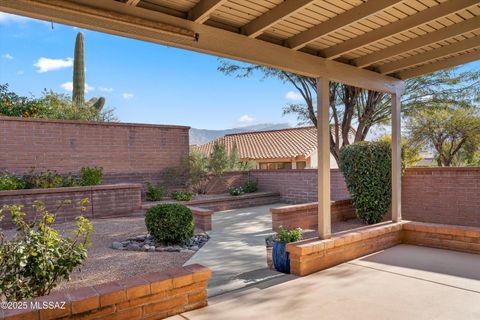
<box><xmin>218</xmin><ymin>61</ymin><xmax>480</xmax><ymax>164</ymax></box>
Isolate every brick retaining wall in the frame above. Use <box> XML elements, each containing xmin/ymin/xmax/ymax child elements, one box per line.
<box><xmin>402</xmin><ymin>167</ymin><xmax>480</xmax><ymax>227</ymax></box>
<box><xmin>0</xmin><ymin>117</ymin><xmax>190</xmax><ymax>191</ymax></box>
<box><xmin>250</xmin><ymin>167</ymin><xmax>480</xmax><ymax>227</ymax></box>
<box><xmin>250</xmin><ymin>169</ymin><xmax>350</xmax><ymax>203</ymax></box>
<box><xmin>0</xmin><ymin>184</ymin><xmax>142</xmax><ymax>228</ymax></box>
<box><xmin>286</xmin><ymin>221</ymin><xmax>480</xmax><ymax>276</ymax></box>
<box><xmin>270</xmin><ymin>199</ymin><xmax>356</xmax><ymax>232</ymax></box>
<box><xmin>2</xmin><ymin>264</ymin><xmax>211</xmax><ymax>320</ymax></box>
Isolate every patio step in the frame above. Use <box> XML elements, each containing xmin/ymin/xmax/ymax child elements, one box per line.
<box><xmin>208</xmin><ymin>268</ymin><xmax>297</xmax><ymax>304</ymax></box>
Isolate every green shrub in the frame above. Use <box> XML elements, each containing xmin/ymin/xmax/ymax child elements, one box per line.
<box><xmin>146</xmin><ymin>182</ymin><xmax>165</xmax><ymax>201</ymax></box>
<box><xmin>171</xmin><ymin>191</ymin><xmax>194</xmax><ymax>201</ymax></box>
<box><xmin>0</xmin><ymin>200</ymin><xmax>93</xmax><ymax>301</ymax></box>
<box><xmin>80</xmin><ymin>167</ymin><xmax>103</xmax><ymax>186</ymax></box>
<box><xmin>276</xmin><ymin>226</ymin><xmax>302</xmax><ymax>243</ymax></box>
<box><xmin>228</xmin><ymin>186</ymin><xmax>244</xmax><ymax>196</ymax></box>
<box><xmin>145</xmin><ymin>204</ymin><xmax>194</xmax><ymax>244</ymax></box>
<box><xmin>339</xmin><ymin>141</ymin><xmax>392</xmax><ymax>225</ymax></box>
<box><xmin>243</xmin><ymin>179</ymin><xmax>258</xmax><ymax>193</ymax></box>
<box><xmin>0</xmin><ymin>172</ymin><xmax>25</xmax><ymax>191</ymax></box>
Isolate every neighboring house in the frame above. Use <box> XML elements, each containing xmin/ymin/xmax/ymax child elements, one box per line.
<box><xmin>191</xmin><ymin>126</ymin><xmax>354</xmax><ymax>169</ymax></box>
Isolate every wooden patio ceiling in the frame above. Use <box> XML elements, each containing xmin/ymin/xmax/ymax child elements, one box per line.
<box><xmin>1</xmin><ymin>0</ymin><xmax>479</xmax><ymax>94</ymax></box>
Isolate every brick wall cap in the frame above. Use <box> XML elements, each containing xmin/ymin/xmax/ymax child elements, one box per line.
<box><xmin>0</xmin><ymin>183</ymin><xmax>142</xmax><ymax>196</ymax></box>
<box><xmin>143</xmin><ymin>192</ymin><xmax>280</xmax><ymax>209</ymax></box>
<box><xmin>0</xmin><ymin>116</ymin><xmax>190</xmax><ymax>130</ymax></box>
<box><xmin>271</xmin><ymin>198</ymin><xmax>352</xmax><ymax>214</ymax></box>
<box><xmin>188</xmin><ymin>206</ymin><xmax>214</xmax><ymax>216</ymax></box>
<box><xmin>287</xmin><ymin>221</ymin><xmax>406</xmax><ymax>255</ymax></box>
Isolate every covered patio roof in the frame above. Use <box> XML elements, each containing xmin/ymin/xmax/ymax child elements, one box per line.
<box><xmin>1</xmin><ymin>0</ymin><xmax>479</xmax><ymax>95</ymax></box>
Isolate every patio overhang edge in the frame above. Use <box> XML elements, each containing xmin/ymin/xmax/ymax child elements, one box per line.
<box><xmin>0</xmin><ymin>0</ymin><xmax>404</xmax><ymax>95</ymax></box>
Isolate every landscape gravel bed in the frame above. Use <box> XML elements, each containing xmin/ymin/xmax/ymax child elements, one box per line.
<box><xmin>39</xmin><ymin>216</ymin><xmax>198</xmax><ymax>292</ymax></box>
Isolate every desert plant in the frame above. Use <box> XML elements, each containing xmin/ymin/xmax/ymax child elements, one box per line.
<box><xmin>339</xmin><ymin>141</ymin><xmax>392</xmax><ymax>225</ymax></box>
<box><xmin>146</xmin><ymin>182</ymin><xmax>165</xmax><ymax>201</ymax></box>
<box><xmin>243</xmin><ymin>179</ymin><xmax>258</xmax><ymax>193</ymax></box>
<box><xmin>0</xmin><ymin>200</ymin><xmax>93</xmax><ymax>301</ymax></box>
<box><xmin>73</xmin><ymin>32</ymin><xmax>85</xmax><ymax>106</ymax></box>
<box><xmin>228</xmin><ymin>186</ymin><xmax>244</xmax><ymax>196</ymax></box>
<box><xmin>80</xmin><ymin>167</ymin><xmax>103</xmax><ymax>186</ymax></box>
<box><xmin>0</xmin><ymin>172</ymin><xmax>25</xmax><ymax>191</ymax></box>
<box><xmin>276</xmin><ymin>226</ymin><xmax>302</xmax><ymax>243</ymax></box>
<box><xmin>22</xmin><ymin>170</ymin><xmax>65</xmax><ymax>189</ymax></box>
<box><xmin>145</xmin><ymin>204</ymin><xmax>194</xmax><ymax>244</ymax></box>
<box><xmin>170</xmin><ymin>191</ymin><xmax>194</xmax><ymax>201</ymax></box>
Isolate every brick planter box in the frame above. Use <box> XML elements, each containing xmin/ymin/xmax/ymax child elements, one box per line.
<box><xmin>1</xmin><ymin>264</ymin><xmax>212</xmax><ymax>320</ymax></box>
<box><xmin>286</xmin><ymin>221</ymin><xmax>480</xmax><ymax>276</ymax></box>
<box><xmin>270</xmin><ymin>199</ymin><xmax>356</xmax><ymax>232</ymax></box>
<box><xmin>0</xmin><ymin>184</ymin><xmax>142</xmax><ymax>228</ymax></box>
<box><xmin>143</xmin><ymin>191</ymin><xmax>281</xmax><ymax>213</ymax></box>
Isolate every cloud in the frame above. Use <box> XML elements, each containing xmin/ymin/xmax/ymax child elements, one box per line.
<box><xmin>99</xmin><ymin>86</ymin><xmax>114</xmax><ymax>92</ymax></box>
<box><xmin>1</xmin><ymin>53</ymin><xmax>13</xmax><ymax>60</ymax></box>
<box><xmin>34</xmin><ymin>57</ymin><xmax>73</xmax><ymax>73</ymax></box>
<box><xmin>122</xmin><ymin>93</ymin><xmax>134</xmax><ymax>100</ymax></box>
<box><xmin>285</xmin><ymin>91</ymin><xmax>303</xmax><ymax>101</ymax></box>
<box><xmin>238</xmin><ymin>114</ymin><xmax>255</xmax><ymax>123</ymax></box>
<box><xmin>60</xmin><ymin>82</ymin><xmax>94</xmax><ymax>93</ymax></box>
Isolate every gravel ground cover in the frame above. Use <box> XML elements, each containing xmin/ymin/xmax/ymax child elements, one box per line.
<box><xmin>14</xmin><ymin>216</ymin><xmax>196</xmax><ymax>292</ymax></box>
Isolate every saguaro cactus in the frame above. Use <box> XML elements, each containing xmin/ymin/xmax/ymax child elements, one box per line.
<box><xmin>72</xmin><ymin>32</ymin><xmax>85</xmax><ymax>106</ymax></box>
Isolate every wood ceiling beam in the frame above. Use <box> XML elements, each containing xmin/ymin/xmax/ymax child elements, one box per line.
<box><xmin>396</xmin><ymin>50</ymin><xmax>480</xmax><ymax>79</ymax></box>
<box><xmin>242</xmin><ymin>0</ymin><xmax>315</xmax><ymax>38</ymax></box>
<box><xmin>380</xmin><ymin>36</ymin><xmax>480</xmax><ymax>75</ymax></box>
<box><xmin>324</xmin><ymin>0</ymin><xmax>479</xmax><ymax>60</ymax></box>
<box><xmin>125</xmin><ymin>0</ymin><xmax>141</xmax><ymax>7</ymax></box>
<box><xmin>287</xmin><ymin>0</ymin><xmax>398</xmax><ymax>51</ymax></box>
<box><xmin>188</xmin><ymin>0</ymin><xmax>227</xmax><ymax>24</ymax></box>
<box><xmin>0</xmin><ymin>0</ymin><xmax>404</xmax><ymax>94</ymax></box>
<box><xmin>354</xmin><ymin>15</ymin><xmax>480</xmax><ymax>68</ymax></box>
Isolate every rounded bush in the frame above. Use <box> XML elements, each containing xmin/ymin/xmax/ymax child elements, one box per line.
<box><xmin>145</xmin><ymin>204</ymin><xmax>194</xmax><ymax>244</ymax></box>
<box><xmin>339</xmin><ymin>141</ymin><xmax>391</xmax><ymax>225</ymax></box>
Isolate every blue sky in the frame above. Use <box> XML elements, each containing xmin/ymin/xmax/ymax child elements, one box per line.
<box><xmin>0</xmin><ymin>12</ymin><xmax>301</xmax><ymax>129</ymax></box>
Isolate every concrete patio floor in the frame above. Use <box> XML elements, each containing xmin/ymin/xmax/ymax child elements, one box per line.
<box><xmin>184</xmin><ymin>204</ymin><xmax>364</xmax><ymax>297</ymax></box>
<box><xmin>184</xmin><ymin>204</ymin><xmax>289</xmax><ymax>297</ymax></box>
<box><xmin>175</xmin><ymin>245</ymin><xmax>480</xmax><ymax>320</ymax></box>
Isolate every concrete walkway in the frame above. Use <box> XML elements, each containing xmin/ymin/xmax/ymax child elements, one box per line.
<box><xmin>174</xmin><ymin>245</ymin><xmax>480</xmax><ymax>320</ymax></box>
<box><xmin>184</xmin><ymin>204</ymin><xmax>289</xmax><ymax>296</ymax></box>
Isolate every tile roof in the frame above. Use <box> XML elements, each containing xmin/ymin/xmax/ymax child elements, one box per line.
<box><xmin>191</xmin><ymin>126</ymin><xmax>320</xmax><ymax>160</ymax></box>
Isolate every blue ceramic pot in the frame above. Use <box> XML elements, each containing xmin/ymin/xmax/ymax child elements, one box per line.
<box><xmin>272</xmin><ymin>240</ymin><xmax>290</xmax><ymax>274</ymax></box>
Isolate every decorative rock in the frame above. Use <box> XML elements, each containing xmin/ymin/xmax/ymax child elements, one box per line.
<box><xmin>112</xmin><ymin>232</ymin><xmax>210</xmax><ymax>253</ymax></box>
<box><xmin>112</xmin><ymin>241</ymin><xmax>123</xmax><ymax>250</ymax></box>
<box><xmin>127</xmin><ymin>243</ymin><xmax>141</xmax><ymax>251</ymax></box>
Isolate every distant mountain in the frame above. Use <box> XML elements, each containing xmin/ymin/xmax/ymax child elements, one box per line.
<box><xmin>190</xmin><ymin>123</ymin><xmax>292</xmax><ymax>145</ymax></box>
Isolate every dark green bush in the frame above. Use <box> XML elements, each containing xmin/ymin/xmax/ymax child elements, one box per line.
<box><xmin>0</xmin><ymin>172</ymin><xmax>25</xmax><ymax>191</ymax></box>
<box><xmin>243</xmin><ymin>179</ymin><xmax>258</xmax><ymax>193</ymax></box>
<box><xmin>339</xmin><ymin>141</ymin><xmax>392</xmax><ymax>225</ymax></box>
<box><xmin>170</xmin><ymin>191</ymin><xmax>194</xmax><ymax>201</ymax></box>
<box><xmin>0</xmin><ymin>200</ymin><xmax>93</xmax><ymax>301</ymax></box>
<box><xmin>146</xmin><ymin>182</ymin><xmax>165</xmax><ymax>201</ymax></box>
<box><xmin>228</xmin><ymin>186</ymin><xmax>244</xmax><ymax>196</ymax></box>
<box><xmin>80</xmin><ymin>167</ymin><xmax>103</xmax><ymax>186</ymax></box>
<box><xmin>145</xmin><ymin>204</ymin><xmax>194</xmax><ymax>244</ymax></box>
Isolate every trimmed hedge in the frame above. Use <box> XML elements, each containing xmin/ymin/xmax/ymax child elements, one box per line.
<box><xmin>145</xmin><ymin>204</ymin><xmax>194</xmax><ymax>244</ymax></box>
<box><xmin>339</xmin><ymin>141</ymin><xmax>391</xmax><ymax>225</ymax></box>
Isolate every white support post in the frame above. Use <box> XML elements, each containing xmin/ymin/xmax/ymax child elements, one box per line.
<box><xmin>317</xmin><ymin>77</ymin><xmax>331</xmax><ymax>239</ymax></box>
<box><xmin>391</xmin><ymin>92</ymin><xmax>402</xmax><ymax>222</ymax></box>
